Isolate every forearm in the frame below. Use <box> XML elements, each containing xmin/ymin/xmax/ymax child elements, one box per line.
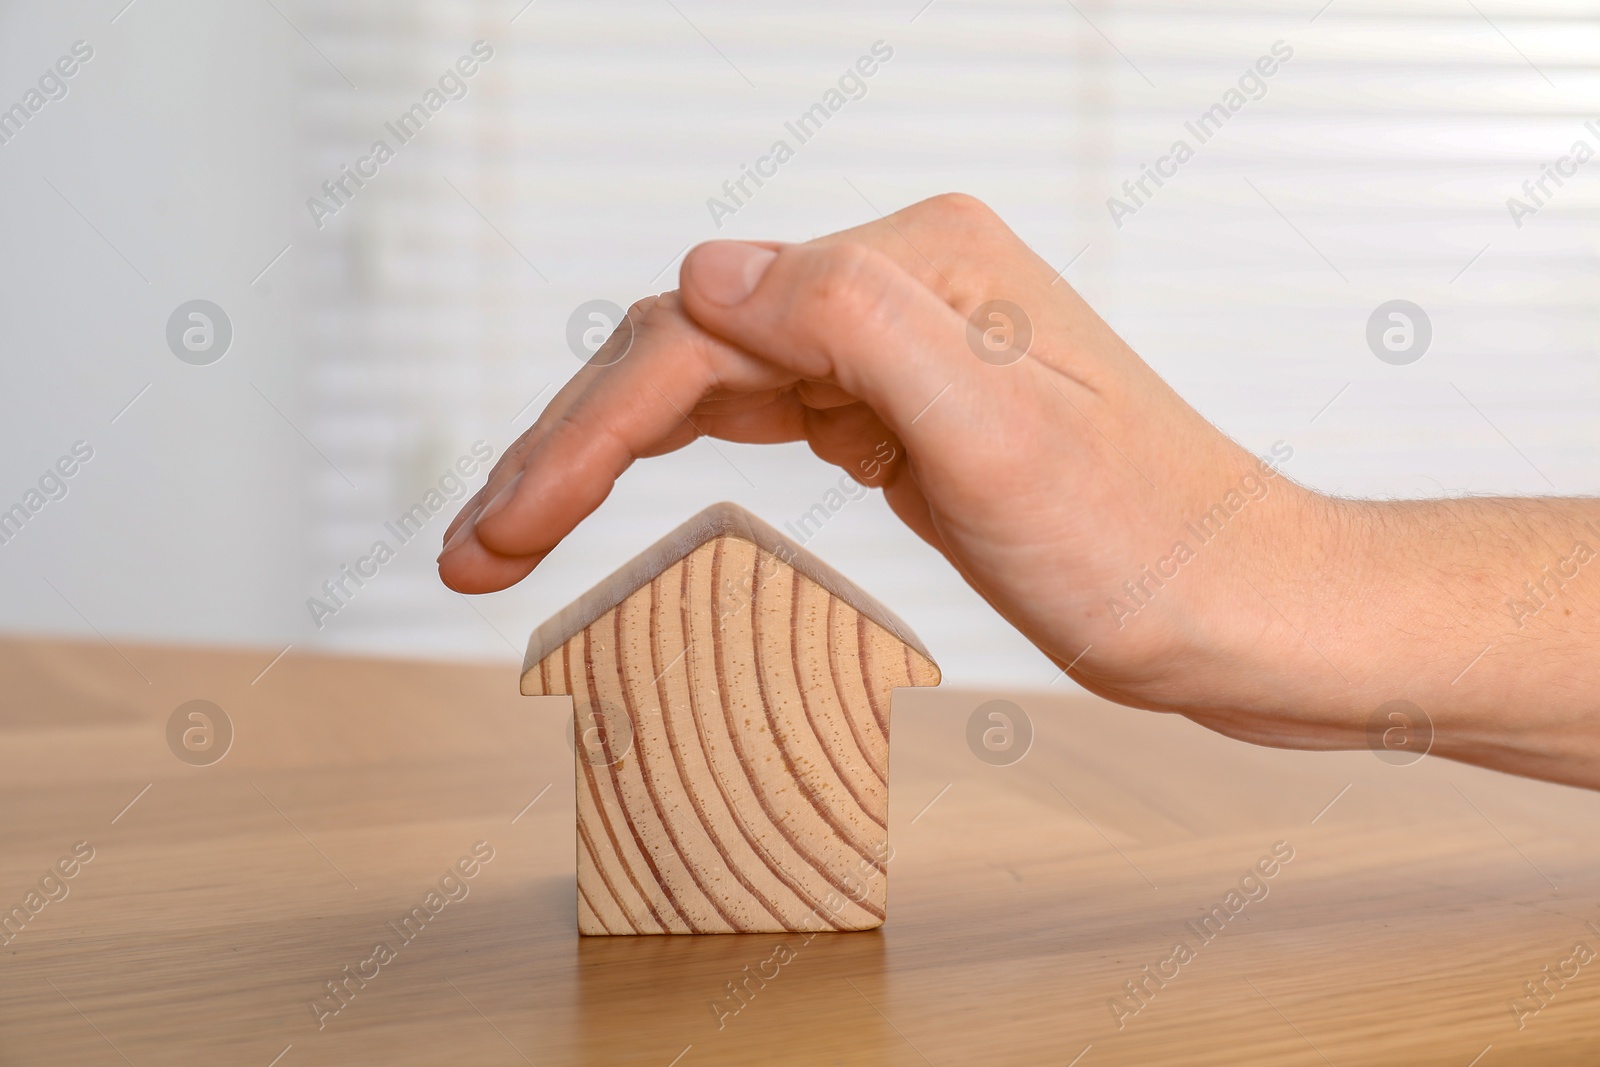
<box><xmin>1231</xmin><ymin>493</ymin><xmax>1600</xmax><ymax>787</ymax></box>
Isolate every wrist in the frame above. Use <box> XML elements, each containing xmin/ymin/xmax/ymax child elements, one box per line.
<box><xmin>1127</xmin><ymin>483</ymin><xmax>1379</xmax><ymax>748</ymax></box>
<box><xmin>1192</xmin><ymin>491</ymin><xmax>1600</xmax><ymax>787</ymax></box>
<box><xmin>1077</xmin><ymin>455</ymin><xmax>1366</xmax><ymax>744</ymax></box>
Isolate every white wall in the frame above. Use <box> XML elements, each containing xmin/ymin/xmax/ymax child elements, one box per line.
<box><xmin>0</xmin><ymin>0</ymin><xmax>302</xmax><ymax>651</ymax></box>
<box><xmin>1</xmin><ymin>0</ymin><xmax>1595</xmax><ymax>689</ymax></box>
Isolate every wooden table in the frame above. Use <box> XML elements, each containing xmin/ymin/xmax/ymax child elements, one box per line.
<box><xmin>3</xmin><ymin>635</ymin><xmax>1599</xmax><ymax>1066</ymax></box>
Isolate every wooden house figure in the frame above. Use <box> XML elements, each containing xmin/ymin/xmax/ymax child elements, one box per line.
<box><xmin>521</xmin><ymin>502</ymin><xmax>941</xmax><ymax>934</ymax></box>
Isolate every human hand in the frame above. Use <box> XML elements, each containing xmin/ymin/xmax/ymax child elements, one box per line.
<box><xmin>437</xmin><ymin>193</ymin><xmax>1353</xmax><ymax>752</ymax></box>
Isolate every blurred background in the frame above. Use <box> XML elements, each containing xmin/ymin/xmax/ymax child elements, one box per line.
<box><xmin>0</xmin><ymin>0</ymin><xmax>1594</xmax><ymax>688</ymax></box>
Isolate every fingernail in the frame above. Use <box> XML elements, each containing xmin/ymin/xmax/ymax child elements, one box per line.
<box><xmin>694</xmin><ymin>241</ymin><xmax>777</xmax><ymax>306</ymax></box>
<box><xmin>476</xmin><ymin>471</ymin><xmax>524</xmax><ymax>524</ymax></box>
<box><xmin>437</xmin><ymin>504</ymin><xmax>484</xmax><ymax>562</ymax></box>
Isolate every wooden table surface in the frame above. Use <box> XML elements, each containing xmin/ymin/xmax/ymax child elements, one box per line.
<box><xmin>4</xmin><ymin>634</ymin><xmax>1600</xmax><ymax>1066</ymax></box>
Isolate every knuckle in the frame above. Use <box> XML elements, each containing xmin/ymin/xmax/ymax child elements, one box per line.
<box><xmin>624</xmin><ymin>293</ymin><xmax>688</xmax><ymax>352</ymax></box>
<box><xmin>925</xmin><ymin>191</ymin><xmax>996</xmax><ymax>224</ymax></box>
<box><xmin>628</xmin><ymin>294</ymin><xmax>677</xmax><ymax>334</ymax></box>
<box><xmin>799</xmin><ymin>242</ymin><xmax>895</xmax><ymax>325</ymax></box>
<box><xmin>898</xmin><ymin>191</ymin><xmax>1002</xmax><ymax>237</ymax></box>
<box><xmin>906</xmin><ymin>192</ymin><xmax>1012</xmax><ymax>259</ymax></box>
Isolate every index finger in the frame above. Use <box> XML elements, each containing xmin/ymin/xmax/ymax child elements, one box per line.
<box><xmin>436</xmin><ymin>291</ymin><xmax>794</xmax><ymax>593</ymax></box>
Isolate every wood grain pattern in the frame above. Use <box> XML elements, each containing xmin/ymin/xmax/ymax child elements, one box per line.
<box><xmin>5</xmin><ymin>636</ymin><xmax>1600</xmax><ymax>1065</ymax></box>
<box><xmin>521</xmin><ymin>531</ymin><xmax>940</xmax><ymax>934</ymax></box>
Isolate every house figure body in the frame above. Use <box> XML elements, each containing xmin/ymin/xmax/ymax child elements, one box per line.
<box><xmin>521</xmin><ymin>502</ymin><xmax>940</xmax><ymax>934</ymax></box>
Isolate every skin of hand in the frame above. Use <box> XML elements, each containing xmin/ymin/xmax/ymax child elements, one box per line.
<box><xmin>439</xmin><ymin>193</ymin><xmax>1600</xmax><ymax>790</ymax></box>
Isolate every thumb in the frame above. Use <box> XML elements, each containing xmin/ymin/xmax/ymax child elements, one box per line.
<box><xmin>678</xmin><ymin>240</ymin><xmax>982</xmax><ymax>437</ymax></box>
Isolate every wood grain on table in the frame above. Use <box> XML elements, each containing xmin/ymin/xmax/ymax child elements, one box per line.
<box><xmin>2</xmin><ymin>635</ymin><xmax>1599</xmax><ymax>1066</ymax></box>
